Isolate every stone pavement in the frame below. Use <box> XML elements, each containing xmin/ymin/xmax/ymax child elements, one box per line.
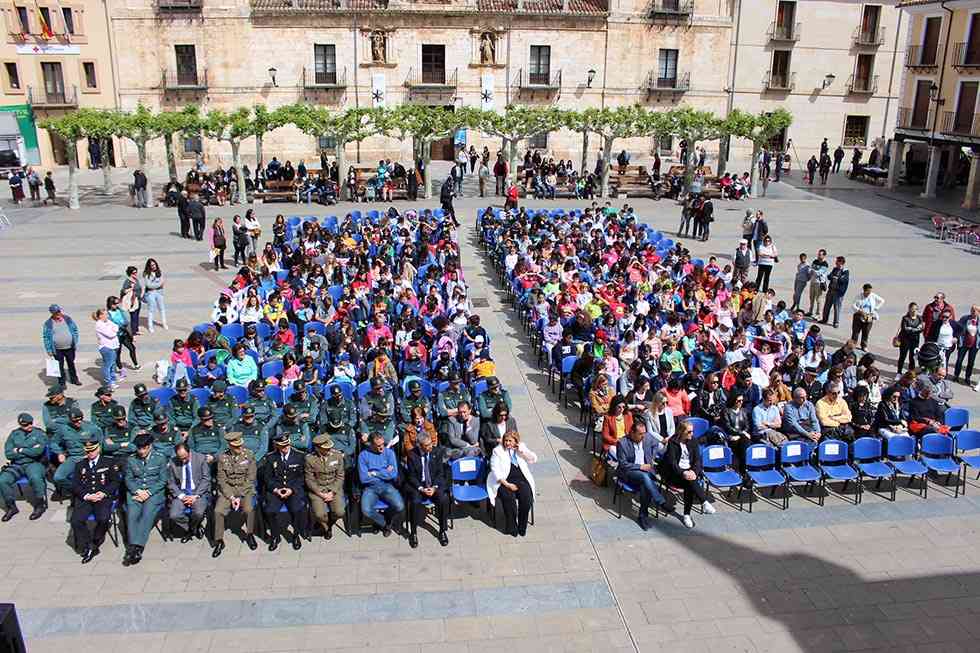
<box><xmin>0</xmin><ymin>179</ymin><xmax>979</xmax><ymax>652</ymax></box>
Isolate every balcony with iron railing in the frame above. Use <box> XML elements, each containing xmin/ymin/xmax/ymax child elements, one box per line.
<box><xmin>763</xmin><ymin>70</ymin><xmax>795</xmax><ymax>91</ymax></box>
<box><xmin>853</xmin><ymin>25</ymin><xmax>885</xmax><ymax>47</ymax></box>
<box><xmin>847</xmin><ymin>74</ymin><xmax>878</xmax><ymax>94</ymax></box>
<box><xmin>896</xmin><ymin>106</ymin><xmax>933</xmax><ymax>131</ymax></box>
<box><xmin>27</xmin><ymin>85</ymin><xmax>78</xmax><ymax>108</ymax></box>
<box><xmin>302</xmin><ymin>66</ymin><xmax>347</xmax><ymax>89</ymax></box>
<box><xmin>768</xmin><ymin>21</ymin><xmax>801</xmax><ymax>42</ymax></box>
<box><xmin>905</xmin><ymin>45</ymin><xmax>939</xmax><ymax>69</ymax></box>
<box><xmin>515</xmin><ymin>68</ymin><xmax>562</xmax><ymax>90</ymax></box>
<box><xmin>404</xmin><ymin>66</ymin><xmax>458</xmax><ymax>91</ymax></box>
<box><xmin>162</xmin><ymin>68</ymin><xmax>208</xmax><ymax>91</ymax></box>
<box><xmin>941</xmin><ymin>111</ymin><xmax>980</xmax><ymax>137</ymax></box>
<box><xmin>649</xmin><ymin>0</ymin><xmax>692</xmax><ymax>18</ymax></box>
<box><xmin>643</xmin><ymin>70</ymin><xmax>690</xmax><ymax>94</ymax></box>
<box><xmin>156</xmin><ymin>0</ymin><xmax>202</xmax><ymax>11</ymax></box>
<box><xmin>953</xmin><ymin>42</ymin><xmax>980</xmax><ymax>69</ymax></box>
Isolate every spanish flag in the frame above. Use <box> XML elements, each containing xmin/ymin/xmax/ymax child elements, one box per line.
<box><xmin>35</xmin><ymin>1</ymin><xmax>52</xmax><ymax>40</ymax></box>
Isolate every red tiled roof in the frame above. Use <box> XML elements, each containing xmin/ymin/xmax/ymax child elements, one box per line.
<box><xmin>251</xmin><ymin>0</ymin><xmax>607</xmax><ymax>12</ymax></box>
<box><xmin>478</xmin><ymin>0</ymin><xmax>606</xmax><ymax>13</ymax></box>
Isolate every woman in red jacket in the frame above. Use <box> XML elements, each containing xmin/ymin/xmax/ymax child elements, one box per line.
<box><xmin>601</xmin><ymin>397</ymin><xmax>633</xmax><ymax>454</ymax></box>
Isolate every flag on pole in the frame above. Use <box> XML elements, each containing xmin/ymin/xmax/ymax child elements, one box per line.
<box><xmin>52</xmin><ymin>0</ymin><xmax>70</xmax><ymax>43</ymax></box>
<box><xmin>34</xmin><ymin>1</ymin><xmax>53</xmax><ymax>40</ymax></box>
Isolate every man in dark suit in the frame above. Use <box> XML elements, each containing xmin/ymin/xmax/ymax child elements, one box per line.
<box><xmin>166</xmin><ymin>442</ymin><xmax>212</xmax><ymax>543</ymax></box>
<box><xmin>71</xmin><ymin>439</ymin><xmax>121</xmax><ymax>564</ymax></box>
<box><xmin>186</xmin><ymin>194</ymin><xmax>207</xmax><ymax>241</ymax></box>
<box><xmin>176</xmin><ymin>190</ymin><xmax>190</xmax><ymax>238</ymax></box>
<box><xmin>616</xmin><ymin>421</ymin><xmax>672</xmax><ymax>531</ymax></box>
<box><xmin>405</xmin><ymin>432</ymin><xmax>450</xmax><ymax>548</ymax></box>
<box><xmin>259</xmin><ymin>432</ymin><xmax>307</xmax><ymax>551</ymax></box>
<box><xmin>821</xmin><ymin>255</ymin><xmax>850</xmax><ymax>329</ymax></box>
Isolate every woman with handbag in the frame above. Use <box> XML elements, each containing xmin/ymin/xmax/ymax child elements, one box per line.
<box><xmin>895</xmin><ymin>302</ymin><xmax>923</xmax><ymax>374</ymax></box>
<box><xmin>231</xmin><ymin>215</ymin><xmax>249</xmax><ymax>266</ymax></box>
<box><xmin>107</xmin><ymin>295</ymin><xmax>139</xmax><ymax>372</ymax></box>
<box><xmin>208</xmin><ymin>217</ymin><xmax>228</xmax><ymax>271</ymax></box>
<box><xmin>119</xmin><ymin>266</ymin><xmax>143</xmax><ymax>336</ymax></box>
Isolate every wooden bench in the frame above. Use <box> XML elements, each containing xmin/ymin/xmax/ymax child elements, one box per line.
<box><xmin>254</xmin><ymin>179</ymin><xmax>298</xmax><ymax>203</ymax></box>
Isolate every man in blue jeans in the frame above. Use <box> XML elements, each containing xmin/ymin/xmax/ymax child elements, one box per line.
<box><xmin>357</xmin><ymin>432</ymin><xmax>404</xmax><ymax>537</ymax></box>
<box><xmin>616</xmin><ymin>420</ymin><xmax>674</xmax><ymax>531</ymax></box>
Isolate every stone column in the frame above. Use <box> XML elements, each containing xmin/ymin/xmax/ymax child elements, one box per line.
<box><xmin>920</xmin><ymin>144</ymin><xmax>941</xmax><ymax>199</ymax></box>
<box><xmin>886</xmin><ymin>140</ymin><xmax>902</xmax><ymax>191</ymax></box>
<box><xmin>963</xmin><ymin>153</ymin><xmax>980</xmax><ymax>209</ymax></box>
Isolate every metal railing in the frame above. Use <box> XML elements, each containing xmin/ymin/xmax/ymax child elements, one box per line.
<box><xmin>650</xmin><ymin>0</ymin><xmax>692</xmax><ymax>16</ymax></box>
<box><xmin>162</xmin><ymin>68</ymin><xmax>208</xmax><ymax>90</ymax></box>
<box><xmin>853</xmin><ymin>25</ymin><xmax>885</xmax><ymax>47</ymax></box>
<box><xmin>516</xmin><ymin>68</ymin><xmax>562</xmax><ymax>90</ymax></box>
<box><xmin>954</xmin><ymin>42</ymin><xmax>980</xmax><ymax>68</ymax></box>
<box><xmin>768</xmin><ymin>21</ymin><xmax>800</xmax><ymax>42</ymax></box>
<box><xmin>156</xmin><ymin>0</ymin><xmax>202</xmax><ymax>10</ymax></box>
<box><xmin>842</xmin><ymin>135</ymin><xmax>868</xmax><ymax>147</ymax></box>
<box><xmin>27</xmin><ymin>85</ymin><xmax>78</xmax><ymax>107</ymax></box>
<box><xmin>405</xmin><ymin>66</ymin><xmax>458</xmax><ymax>90</ymax></box>
<box><xmin>303</xmin><ymin>66</ymin><xmax>347</xmax><ymax>88</ymax></box>
<box><xmin>941</xmin><ymin>111</ymin><xmax>980</xmax><ymax>137</ymax></box>
<box><xmin>763</xmin><ymin>70</ymin><xmax>795</xmax><ymax>91</ymax></box>
<box><xmin>896</xmin><ymin>106</ymin><xmax>932</xmax><ymax>130</ymax></box>
<box><xmin>644</xmin><ymin>70</ymin><xmax>690</xmax><ymax>92</ymax></box>
<box><xmin>847</xmin><ymin>74</ymin><xmax>878</xmax><ymax>94</ymax></box>
<box><xmin>905</xmin><ymin>45</ymin><xmax>939</xmax><ymax>68</ymax></box>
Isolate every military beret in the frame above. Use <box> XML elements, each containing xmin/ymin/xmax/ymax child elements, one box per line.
<box><xmin>293</xmin><ymin>380</ymin><xmax>306</xmax><ymax>392</ymax></box>
<box><xmin>448</xmin><ymin>371</ymin><xmax>461</xmax><ymax>382</ymax></box>
<box><xmin>370</xmin><ymin>377</ymin><xmax>384</xmax><ymax>388</ymax></box>
<box><xmin>283</xmin><ymin>404</ymin><xmax>297</xmax><ymax>417</ymax></box>
<box><xmin>46</xmin><ymin>384</ymin><xmax>65</xmax><ymax>397</ymax></box>
<box><xmin>197</xmin><ymin>406</ymin><xmax>213</xmax><ymax>419</ymax></box>
<box><xmin>95</xmin><ymin>385</ymin><xmax>113</xmax><ymax>397</ymax></box>
<box><xmin>175</xmin><ymin>378</ymin><xmax>189</xmax><ymax>390</ymax></box>
<box><xmin>153</xmin><ymin>410</ymin><xmax>169</xmax><ymax>425</ymax></box>
<box><xmin>134</xmin><ymin>433</ymin><xmax>154</xmax><ymax>448</ymax></box>
<box><xmin>241</xmin><ymin>406</ymin><xmax>255</xmax><ymax>417</ymax></box>
<box><xmin>212</xmin><ymin>380</ymin><xmax>227</xmax><ymax>392</ymax></box>
<box><xmin>272</xmin><ymin>432</ymin><xmax>290</xmax><ymax>445</ymax></box>
<box><xmin>312</xmin><ymin>433</ymin><xmax>334</xmax><ymax>448</ymax></box>
<box><xmin>82</xmin><ymin>439</ymin><xmax>101</xmax><ymax>453</ymax></box>
<box><xmin>224</xmin><ymin>432</ymin><xmax>244</xmax><ymax>447</ymax></box>
<box><xmin>330</xmin><ymin>385</ymin><xmax>342</xmax><ymax>396</ymax></box>
<box><xmin>249</xmin><ymin>378</ymin><xmax>266</xmax><ymax>392</ymax></box>
<box><xmin>16</xmin><ymin>413</ymin><xmax>33</xmax><ymax>425</ymax></box>
<box><xmin>133</xmin><ymin>383</ymin><xmax>148</xmax><ymax>396</ymax></box>
<box><xmin>111</xmin><ymin>405</ymin><xmax>127</xmax><ymax>419</ymax></box>
<box><xmin>68</xmin><ymin>406</ymin><xmax>84</xmax><ymax>420</ymax></box>
<box><xmin>408</xmin><ymin>380</ymin><xmax>421</xmax><ymax>391</ymax></box>
<box><xmin>487</xmin><ymin>377</ymin><xmax>501</xmax><ymax>389</ymax></box>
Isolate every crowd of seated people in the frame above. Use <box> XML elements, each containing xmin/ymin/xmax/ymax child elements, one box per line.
<box><xmin>521</xmin><ymin>150</ymin><xmax>597</xmax><ymax>200</ymax></box>
<box><xmin>479</xmin><ymin>203</ymin><xmax>969</xmax><ymax>530</ymax></box>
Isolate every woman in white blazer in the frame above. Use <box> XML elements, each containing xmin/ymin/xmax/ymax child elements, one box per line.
<box><xmin>487</xmin><ymin>430</ymin><xmax>537</xmax><ymax>537</ymax></box>
<box><xmin>642</xmin><ymin>390</ymin><xmax>675</xmax><ymax>446</ymax></box>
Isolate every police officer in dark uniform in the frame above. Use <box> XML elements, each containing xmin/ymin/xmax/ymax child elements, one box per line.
<box><xmin>245</xmin><ymin>378</ymin><xmax>279</xmax><ymax>436</ymax></box>
<box><xmin>359</xmin><ymin>407</ymin><xmax>396</xmax><ymax>445</ymax></box>
<box><xmin>188</xmin><ymin>406</ymin><xmax>227</xmax><ymax>463</ymax></box>
<box><xmin>42</xmin><ymin>384</ymin><xmax>79</xmax><ymax>441</ymax></box>
<box><xmin>128</xmin><ymin>383</ymin><xmax>160</xmax><ymax>431</ymax></box>
<box><xmin>52</xmin><ymin>406</ymin><xmax>103</xmax><ymax>497</ymax></box>
<box><xmin>232</xmin><ymin>406</ymin><xmax>269</xmax><ymax>457</ymax></box>
<box><xmin>399</xmin><ymin>380</ymin><xmax>431</xmax><ymax>426</ymax></box>
<box><xmin>359</xmin><ymin>376</ymin><xmax>394</xmax><ymax>422</ymax></box>
<box><xmin>476</xmin><ymin>376</ymin><xmax>512</xmax><ymax>422</ymax></box>
<box><xmin>89</xmin><ymin>386</ymin><xmax>120</xmax><ymax>431</ymax></box>
<box><xmin>207</xmin><ymin>380</ymin><xmax>239</xmax><ymax>430</ymax></box>
<box><xmin>102</xmin><ymin>405</ymin><xmax>137</xmax><ymax>457</ymax></box>
<box><xmin>167</xmin><ymin>378</ymin><xmax>199</xmax><ymax>438</ymax></box>
<box><xmin>70</xmin><ymin>438</ymin><xmax>121</xmax><ymax>563</ymax></box>
<box><xmin>436</xmin><ymin>371</ymin><xmax>472</xmax><ymax>434</ymax></box>
<box><xmin>273</xmin><ymin>404</ymin><xmax>310</xmax><ymax>451</ymax></box>
<box><xmin>259</xmin><ymin>432</ymin><xmax>307</xmax><ymax>551</ymax></box>
<box><xmin>149</xmin><ymin>411</ymin><xmax>181</xmax><ymax>460</ymax></box>
<box><xmin>0</xmin><ymin>413</ymin><xmax>48</xmax><ymax>521</ymax></box>
<box><xmin>319</xmin><ymin>386</ymin><xmax>357</xmax><ymax>467</ymax></box>
<box><xmin>286</xmin><ymin>380</ymin><xmax>318</xmax><ymax>428</ymax></box>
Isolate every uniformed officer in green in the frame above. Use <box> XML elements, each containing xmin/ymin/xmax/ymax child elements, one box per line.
<box><xmin>436</xmin><ymin>372</ymin><xmax>472</xmax><ymax>420</ymax></box>
<box><xmin>102</xmin><ymin>405</ymin><xmax>137</xmax><ymax>457</ymax></box>
<box><xmin>0</xmin><ymin>414</ymin><xmax>48</xmax><ymax>521</ymax></box>
<box><xmin>246</xmin><ymin>378</ymin><xmax>279</xmax><ymax>435</ymax></box>
<box><xmin>52</xmin><ymin>406</ymin><xmax>103</xmax><ymax>496</ymax></box>
<box><xmin>167</xmin><ymin>378</ymin><xmax>199</xmax><ymax>437</ymax></box>
<box><xmin>359</xmin><ymin>406</ymin><xmax>396</xmax><ymax>445</ymax></box>
<box><xmin>273</xmin><ymin>404</ymin><xmax>310</xmax><ymax>451</ymax></box>
<box><xmin>477</xmin><ymin>376</ymin><xmax>513</xmax><ymax>421</ymax></box>
<box><xmin>319</xmin><ymin>386</ymin><xmax>357</xmax><ymax>466</ymax></box>
<box><xmin>128</xmin><ymin>384</ymin><xmax>160</xmax><ymax>431</ymax></box>
<box><xmin>89</xmin><ymin>386</ymin><xmax>120</xmax><ymax>432</ymax></box>
<box><xmin>358</xmin><ymin>376</ymin><xmax>394</xmax><ymax>422</ymax></box>
<box><xmin>232</xmin><ymin>406</ymin><xmax>269</xmax><ymax>456</ymax></box>
<box><xmin>206</xmin><ymin>380</ymin><xmax>239</xmax><ymax>430</ymax></box>
<box><xmin>212</xmin><ymin>432</ymin><xmax>258</xmax><ymax>558</ymax></box>
<box><xmin>42</xmin><ymin>384</ymin><xmax>79</xmax><ymax>441</ymax></box>
<box><xmin>305</xmin><ymin>434</ymin><xmax>346</xmax><ymax>539</ymax></box>
<box><xmin>188</xmin><ymin>407</ymin><xmax>227</xmax><ymax>463</ymax></box>
<box><xmin>149</xmin><ymin>411</ymin><xmax>181</xmax><ymax>460</ymax></box>
<box><xmin>286</xmin><ymin>380</ymin><xmax>318</xmax><ymax>428</ymax></box>
<box><xmin>123</xmin><ymin>433</ymin><xmax>168</xmax><ymax>566</ymax></box>
<box><xmin>399</xmin><ymin>380</ymin><xmax>432</xmax><ymax>426</ymax></box>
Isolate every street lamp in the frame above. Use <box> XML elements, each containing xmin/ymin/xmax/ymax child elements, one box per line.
<box><xmin>821</xmin><ymin>73</ymin><xmax>836</xmax><ymax>89</ymax></box>
<box><xmin>587</xmin><ymin>69</ymin><xmax>596</xmax><ymax>88</ymax></box>
<box><xmin>268</xmin><ymin>67</ymin><xmax>278</xmax><ymax>87</ymax></box>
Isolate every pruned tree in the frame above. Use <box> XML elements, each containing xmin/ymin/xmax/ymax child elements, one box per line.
<box><xmin>472</xmin><ymin>105</ymin><xmax>564</xmax><ymax>186</ymax></box>
<box><xmin>565</xmin><ymin>106</ymin><xmax>654</xmax><ymax>197</ymax></box>
<box><xmin>724</xmin><ymin>108</ymin><xmax>793</xmax><ymax>197</ymax></box>
<box><xmin>671</xmin><ymin>107</ymin><xmax>726</xmax><ymax>189</ymax></box>
<box><xmin>156</xmin><ymin>106</ymin><xmax>201</xmax><ymax>182</ymax></box>
<box><xmin>38</xmin><ymin>112</ymin><xmax>86</xmax><ymax>209</ymax></box>
<box><xmin>202</xmin><ymin>107</ymin><xmax>251</xmax><ymax>197</ymax></box>
<box><xmin>283</xmin><ymin>105</ymin><xmax>375</xmax><ymax>200</ymax></box>
<box><xmin>251</xmin><ymin>104</ymin><xmax>286</xmax><ymax>170</ymax></box>
<box><xmin>116</xmin><ymin>105</ymin><xmax>162</xmax><ymax>200</ymax></box>
<box><xmin>76</xmin><ymin>108</ymin><xmax>122</xmax><ymax>195</ymax></box>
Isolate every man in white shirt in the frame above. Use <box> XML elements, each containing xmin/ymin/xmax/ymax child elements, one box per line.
<box><xmin>851</xmin><ymin>283</ymin><xmax>885</xmax><ymax>350</ymax></box>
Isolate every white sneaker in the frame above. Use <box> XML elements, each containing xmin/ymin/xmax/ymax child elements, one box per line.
<box><xmin>682</xmin><ymin>515</ymin><xmax>694</xmax><ymax>528</ymax></box>
<box><xmin>702</xmin><ymin>501</ymin><xmax>716</xmax><ymax>515</ymax></box>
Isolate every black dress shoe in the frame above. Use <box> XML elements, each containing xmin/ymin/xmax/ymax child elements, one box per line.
<box><xmin>268</xmin><ymin>537</ymin><xmax>280</xmax><ymax>551</ymax></box>
<box><xmin>195</xmin><ymin>525</ymin><xmax>205</xmax><ymax>540</ymax></box>
<box><xmin>245</xmin><ymin>534</ymin><xmax>258</xmax><ymax>550</ymax></box>
<box><xmin>180</xmin><ymin>532</ymin><xmax>193</xmax><ymax>544</ymax></box>
<box><xmin>439</xmin><ymin>531</ymin><xmax>449</xmax><ymax>547</ymax></box>
<box><xmin>1</xmin><ymin>507</ymin><xmax>18</xmax><ymax>522</ymax></box>
<box><xmin>292</xmin><ymin>535</ymin><xmax>302</xmax><ymax>550</ymax></box>
<box><xmin>325</xmin><ymin>524</ymin><xmax>333</xmax><ymax>540</ymax></box>
<box><xmin>409</xmin><ymin>533</ymin><xmax>418</xmax><ymax>549</ymax></box>
<box><xmin>637</xmin><ymin>515</ymin><xmax>651</xmax><ymax>531</ymax></box>
<box><xmin>212</xmin><ymin>541</ymin><xmax>225</xmax><ymax>558</ymax></box>
<box><xmin>131</xmin><ymin>546</ymin><xmax>143</xmax><ymax>565</ymax></box>
<box><xmin>69</xmin><ymin>378</ymin><xmax>82</xmax><ymax>386</ymax></box>
<box><xmin>28</xmin><ymin>506</ymin><xmax>46</xmax><ymax>520</ymax></box>
<box><xmin>81</xmin><ymin>547</ymin><xmax>99</xmax><ymax>564</ymax></box>
<box><xmin>122</xmin><ymin>546</ymin><xmax>133</xmax><ymax>566</ymax></box>
<box><xmin>382</xmin><ymin>526</ymin><xmax>392</xmax><ymax>538</ymax></box>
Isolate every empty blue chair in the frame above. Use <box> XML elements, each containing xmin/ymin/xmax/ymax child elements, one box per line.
<box><xmin>305</xmin><ymin>322</ymin><xmax>326</xmax><ymax>337</ymax></box>
<box><xmin>220</xmin><ymin>323</ymin><xmax>244</xmax><ymax>342</ymax></box>
<box><xmin>884</xmin><ymin>435</ymin><xmax>928</xmax><ymax>498</ymax></box>
<box><xmin>944</xmin><ymin>407</ymin><xmax>970</xmax><ymax>432</ymax></box>
<box><xmin>260</xmin><ymin>360</ymin><xmax>284</xmax><ymax>380</ymax></box>
<box><xmin>744</xmin><ymin>444</ymin><xmax>787</xmax><ymax>511</ymax></box>
<box><xmin>256</xmin><ymin>322</ymin><xmax>273</xmax><ymax>342</ymax></box>
<box><xmin>328</xmin><ymin>285</ymin><xmax>344</xmax><ymax>304</ymax></box>
<box><xmin>817</xmin><ymin>439</ymin><xmax>860</xmax><ymax>505</ymax></box>
<box><xmin>190</xmin><ymin>387</ymin><xmax>211</xmax><ymax>408</ymax></box>
<box><xmin>450</xmin><ymin>457</ymin><xmax>491</xmax><ymax>527</ymax></box>
<box><xmin>920</xmin><ymin>433</ymin><xmax>962</xmax><ymax>497</ymax></box>
<box><xmin>226</xmin><ymin>385</ymin><xmax>249</xmax><ymax>406</ymax></box>
<box><xmin>683</xmin><ymin>417</ymin><xmax>710</xmax><ymax>440</ymax></box>
<box><xmin>149</xmin><ymin>387</ymin><xmax>176</xmax><ymax>408</ymax></box>
<box><xmin>472</xmin><ymin>379</ymin><xmax>489</xmax><ymax>398</ymax></box>
<box><xmin>955</xmin><ymin>430</ymin><xmax>980</xmax><ymax>484</ymax></box>
<box><xmin>557</xmin><ymin>355</ymin><xmax>578</xmax><ymax>403</ymax></box>
<box><xmin>701</xmin><ymin>445</ymin><xmax>743</xmax><ymax>510</ymax></box>
<box><xmin>264</xmin><ymin>385</ymin><xmax>286</xmax><ymax>407</ymax></box>
<box><xmin>356</xmin><ymin>380</ymin><xmax>374</xmax><ymax>400</ymax></box>
<box><xmin>780</xmin><ymin>440</ymin><xmax>820</xmax><ymax>502</ymax></box>
<box><xmin>852</xmin><ymin>437</ymin><xmax>896</xmax><ymax>501</ymax></box>
<box><xmin>192</xmin><ymin>323</ymin><xmax>212</xmax><ymax>335</ymax></box>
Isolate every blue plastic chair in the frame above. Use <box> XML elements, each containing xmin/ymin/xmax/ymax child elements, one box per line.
<box><xmin>955</xmin><ymin>430</ymin><xmax>980</xmax><ymax>486</ymax></box>
<box><xmin>226</xmin><ymin>385</ymin><xmax>249</xmax><ymax>406</ymax></box>
<box><xmin>884</xmin><ymin>435</ymin><xmax>928</xmax><ymax>498</ymax></box>
<box><xmin>220</xmin><ymin>323</ymin><xmax>244</xmax><ymax>342</ymax></box>
<box><xmin>305</xmin><ymin>322</ymin><xmax>326</xmax><ymax>337</ymax></box>
<box><xmin>149</xmin><ymin>387</ymin><xmax>176</xmax><ymax>408</ymax></box>
<box><xmin>261</xmin><ymin>360</ymin><xmax>284</xmax><ymax>380</ymax></box>
<box><xmin>744</xmin><ymin>444</ymin><xmax>787</xmax><ymax>511</ymax></box>
<box><xmin>683</xmin><ymin>417</ymin><xmax>710</xmax><ymax>440</ymax></box>
<box><xmin>264</xmin><ymin>385</ymin><xmax>286</xmax><ymax>407</ymax></box>
<box><xmin>817</xmin><ymin>439</ymin><xmax>860</xmax><ymax>505</ymax></box>
<box><xmin>256</xmin><ymin>322</ymin><xmax>273</xmax><ymax>342</ymax></box>
<box><xmin>192</xmin><ymin>323</ymin><xmax>212</xmax><ymax>335</ymax></box>
<box><xmin>356</xmin><ymin>380</ymin><xmax>374</xmax><ymax>401</ymax></box>
<box><xmin>449</xmin><ymin>457</ymin><xmax>491</xmax><ymax>527</ymax></box>
<box><xmin>701</xmin><ymin>445</ymin><xmax>743</xmax><ymax>510</ymax></box>
<box><xmin>780</xmin><ymin>440</ymin><xmax>820</xmax><ymax>503</ymax></box>
<box><xmin>190</xmin><ymin>387</ymin><xmax>211</xmax><ymax>408</ymax></box>
<box><xmin>400</xmin><ymin>377</ymin><xmax>433</xmax><ymax>399</ymax></box>
<box><xmin>920</xmin><ymin>433</ymin><xmax>962</xmax><ymax>497</ymax></box>
<box><xmin>852</xmin><ymin>437</ymin><xmax>896</xmax><ymax>501</ymax></box>
<box><xmin>557</xmin><ymin>355</ymin><xmax>578</xmax><ymax>403</ymax></box>
<box><xmin>327</xmin><ymin>285</ymin><xmax>344</xmax><ymax>305</ymax></box>
<box><xmin>201</xmin><ymin>349</ymin><xmax>228</xmax><ymax>367</ymax></box>
<box><xmin>944</xmin><ymin>407</ymin><xmax>970</xmax><ymax>432</ymax></box>
<box><xmin>324</xmin><ymin>381</ymin><xmax>355</xmax><ymax>402</ymax></box>
<box><xmin>472</xmin><ymin>379</ymin><xmax>489</xmax><ymax>398</ymax></box>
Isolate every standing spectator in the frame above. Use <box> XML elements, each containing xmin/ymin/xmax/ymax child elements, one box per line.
<box><xmin>850</xmin><ymin>147</ymin><xmax>862</xmax><ymax>175</ymax></box>
<box><xmin>955</xmin><ymin>305</ymin><xmax>980</xmax><ymax>385</ymax></box>
<box><xmin>926</xmin><ymin>309</ymin><xmax>960</xmax><ymax>371</ymax></box>
<box><xmin>806</xmin><ymin>155</ymin><xmax>817</xmax><ymax>185</ymax></box>
<box><xmin>821</xmin><ymin>256</ymin><xmax>850</xmax><ymax>329</ymax></box>
<box><xmin>177</xmin><ymin>190</ymin><xmax>191</xmax><ymax>239</ymax></box>
<box><xmin>9</xmin><ymin>169</ymin><xmax>23</xmax><ymax>204</ymax></box>
<box><xmin>922</xmin><ymin>291</ymin><xmax>955</xmax><ymax>338</ymax></box>
<box><xmin>243</xmin><ymin>209</ymin><xmax>261</xmax><ymax>256</ymax></box>
<box><xmin>468</xmin><ymin>145</ymin><xmax>478</xmax><ymax>174</ymax></box>
<box><xmin>120</xmin><ymin>266</ymin><xmax>143</xmax><ymax>336</ymax></box>
<box><xmin>43</xmin><ymin>171</ymin><xmax>56</xmax><ymax>205</ymax></box>
<box><xmin>231</xmin><ymin>215</ymin><xmax>249</xmax><ymax>266</ymax></box>
<box><xmin>493</xmin><ymin>155</ymin><xmax>507</xmax><ymax>196</ymax></box>
<box><xmin>107</xmin><ymin>296</ymin><xmax>139</xmax><ymax>372</ymax></box>
<box><xmin>487</xmin><ymin>430</ymin><xmax>537</xmax><ymax>537</ymax></box>
<box><xmin>807</xmin><ymin>249</ymin><xmax>830</xmax><ymax>317</ymax></box>
<box><xmin>790</xmin><ymin>253</ymin><xmax>810</xmax><ymax>312</ymax></box>
<box><xmin>478</xmin><ymin>158</ymin><xmax>490</xmax><ymax>198</ymax></box>
<box><xmin>187</xmin><ymin>193</ymin><xmax>207</xmax><ymax>241</ymax></box>
<box><xmin>833</xmin><ymin>145</ymin><xmax>845</xmax><ymax>173</ymax></box>
<box><xmin>661</xmin><ymin>420</ymin><xmax>715</xmax><ymax>529</ymax></box>
<box><xmin>133</xmin><ymin>169</ymin><xmax>148</xmax><ymax>208</ymax></box>
<box><xmin>208</xmin><ymin>217</ymin><xmax>228</xmax><ymax>271</ymax></box>
<box><xmin>617</xmin><ymin>149</ymin><xmax>630</xmax><ymax>175</ymax></box>
<box><xmin>820</xmin><ymin>138</ymin><xmax>829</xmax><ymax>157</ymax></box>
<box><xmin>819</xmin><ymin>152</ymin><xmax>831</xmax><ymax>184</ymax></box>
<box><xmin>896</xmin><ymin>302</ymin><xmax>924</xmax><ymax>375</ymax></box>
<box><xmin>439</xmin><ymin>177</ymin><xmax>456</xmax><ymax>225</ymax></box>
<box><xmin>142</xmin><ymin>258</ymin><xmax>167</xmax><ymax>333</ymax></box>
<box><xmin>733</xmin><ymin>239</ymin><xmax>751</xmax><ymax>285</ymax></box>
<box><xmin>27</xmin><ymin>168</ymin><xmax>41</xmax><ymax>202</ymax></box>
<box><xmin>43</xmin><ymin>304</ymin><xmax>80</xmax><ymax>386</ymax></box>
<box><xmin>850</xmin><ymin>283</ymin><xmax>884</xmax><ymax>350</ymax></box>
<box><xmin>92</xmin><ymin>309</ymin><xmax>119</xmax><ymax>390</ymax></box>
<box><xmin>754</xmin><ymin>235</ymin><xmax>778</xmax><ymax>292</ymax></box>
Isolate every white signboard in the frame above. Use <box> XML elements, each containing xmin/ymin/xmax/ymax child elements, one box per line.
<box><xmin>16</xmin><ymin>43</ymin><xmax>80</xmax><ymax>56</ymax></box>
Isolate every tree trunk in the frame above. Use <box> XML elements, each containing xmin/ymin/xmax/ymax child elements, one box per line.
<box><xmin>67</xmin><ymin>139</ymin><xmax>79</xmax><ymax>210</ymax></box>
<box><xmin>230</xmin><ymin>139</ymin><xmax>242</xmax><ymax>204</ymax></box>
<box><xmin>748</xmin><ymin>141</ymin><xmax>761</xmax><ymax>199</ymax></box>
<box><xmin>164</xmin><ymin>133</ymin><xmax>178</xmax><ymax>181</ymax></box>
<box><xmin>507</xmin><ymin>138</ymin><xmax>519</xmax><ymax>186</ymax></box>
<box><xmin>600</xmin><ymin>135</ymin><xmax>614</xmax><ymax>198</ymax></box>
<box><xmin>255</xmin><ymin>133</ymin><xmax>263</xmax><ymax>170</ymax></box>
<box><xmin>580</xmin><ymin>130</ymin><xmax>589</xmax><ymax>178</ymax></box>
<box><xmin>683</xmin><ymin>139</ymin><xmax>694</xmax><ymax>191</ymax></box>
<box><xmin>136</xmin><ymin>139</ymin><xmax>149</xmax><ymax>204</ymax></box>
<box><xmin>422</xmin><ymin>140</ymin><xmax>433</xmax><ymax>200</ymax></box>
<box><xmin>717</xmin><ymin>137</ymin><xmax>729</xmax><ymax>177</ymax></box>
<box><xmin>336</xmin><ymin>138</ymin><xmax>348</xmax><ymax>200</ymax></box>
<box><xmin>100</xmin><ymin>137</ymin><xmax>111</xmax><ymax>195</ymax></box>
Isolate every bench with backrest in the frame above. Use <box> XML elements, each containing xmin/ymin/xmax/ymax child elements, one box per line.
<box><xmin>254</xmin><ymin>179</ymin><xmax>298</xmax><ymax>203</ymax></box>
